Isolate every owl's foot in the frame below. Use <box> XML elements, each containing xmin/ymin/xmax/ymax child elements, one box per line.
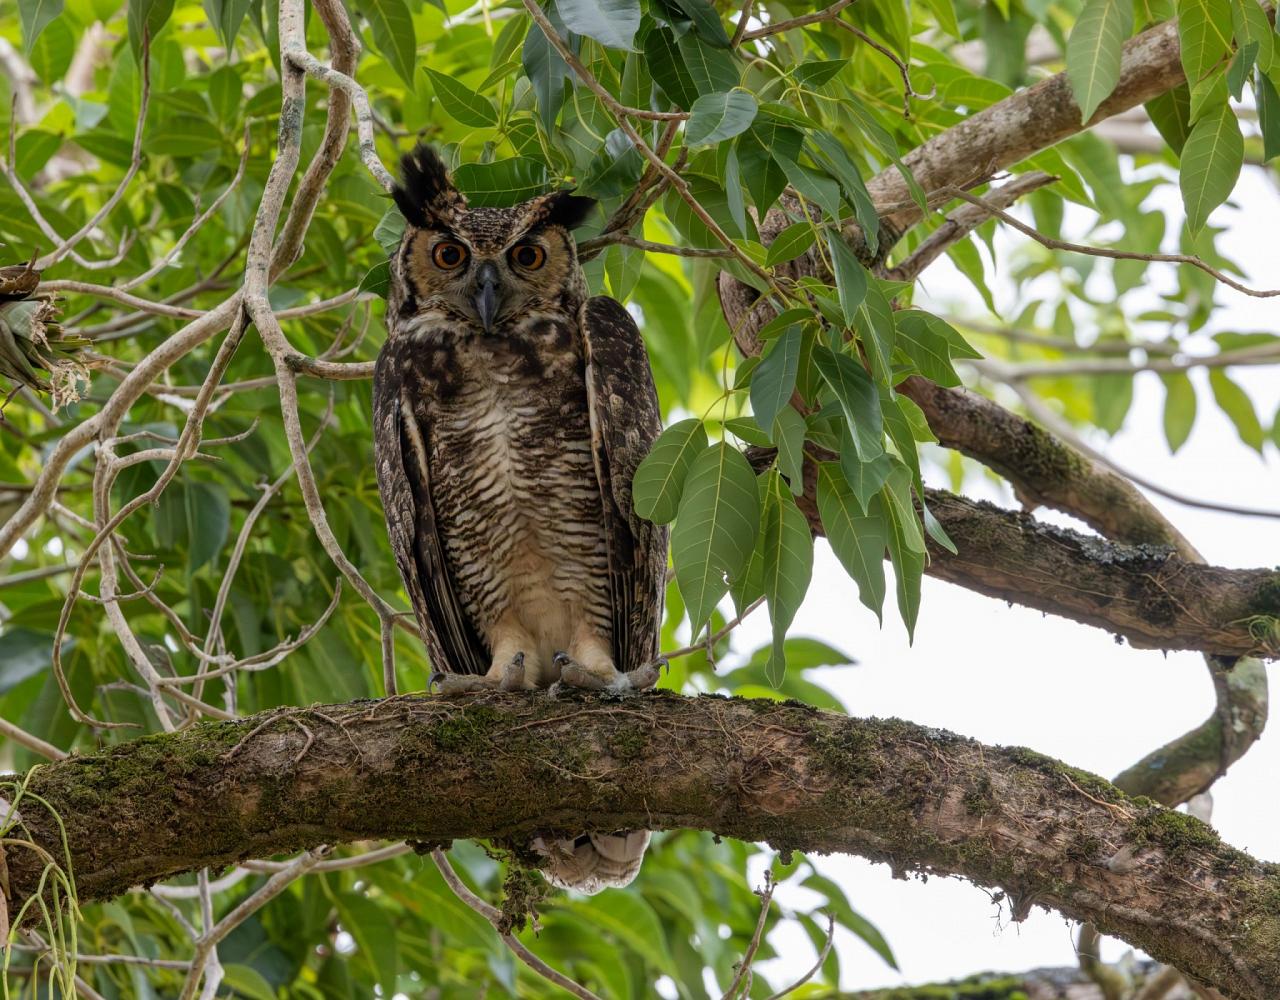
<box><xmin>430</xmin><ymin>653</ymin><xmax>528</xmax><ymax>696</ymax></box>
<box><xmin>552</xmin><ymin>653</ymin><xmax>666</xmax><ymax>694</ymax></box>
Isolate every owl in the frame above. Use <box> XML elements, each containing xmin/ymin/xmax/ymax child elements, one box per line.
<box><xmin>373</xmin><ymin>145</ymin><xmax>668</xmax><ymax>893</ymax></box>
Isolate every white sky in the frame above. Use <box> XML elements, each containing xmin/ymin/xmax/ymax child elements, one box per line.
<box><xmin>737</xmin><ymin>163</ymin><xmax>1280</xmax><ymax>991</ymax></box>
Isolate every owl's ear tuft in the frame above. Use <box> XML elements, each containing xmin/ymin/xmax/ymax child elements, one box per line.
<box><xmin>393</xmin><ymin>144</ymin><xmax>466</xmax><ymax>228</ymax></box>
<box><xmin>540</xmin><ymin>190</ymin><xmax>598</xmax><ymax>231</ymax></box>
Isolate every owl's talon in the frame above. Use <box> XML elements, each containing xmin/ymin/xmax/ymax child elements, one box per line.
<box><xmin>498</xmin><ymin>652</ymin><xmax>527</xmax><ymax>691</ymax></box>
<box><xmin>432</xmin><ymin>673</ymin><xmax>490</xmax><ymax>697</ymax></box>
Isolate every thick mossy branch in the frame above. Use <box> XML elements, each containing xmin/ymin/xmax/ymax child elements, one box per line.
<box><xmin>916</xmin><ymin>489</ymin><xmax>1279</xmax><ymax>658</ymax></box>
<box><xmin>4</xmin><ymin>692</ymin><xmax>1280</xmax><ymax>998</ymax></box>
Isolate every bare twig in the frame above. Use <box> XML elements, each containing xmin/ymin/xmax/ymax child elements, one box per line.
<box><xmin>431</xmin><ymin>849</ymin><xmax>604</xmax><ymax>1000</ymax></box>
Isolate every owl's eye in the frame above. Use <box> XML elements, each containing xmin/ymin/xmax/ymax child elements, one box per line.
<box><xmin>432</xmin><ymin>241</ymin><xmax>468</xmax><ymax>270</ymax></box>
<box><xmin>511</xmin><ymin>244</ymin><xmax>546</xmax><ymax>269</ymax></box>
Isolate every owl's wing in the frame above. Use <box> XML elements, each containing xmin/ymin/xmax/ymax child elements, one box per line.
<box><xmin>580</xmin><ymin>296</ymin><xmax>668</xmax><ymax>674</ymax></box>
<box><xmin>373</xmin><ymin>341</ymin><xmax>488</xmax><ymax>676</ymax></box>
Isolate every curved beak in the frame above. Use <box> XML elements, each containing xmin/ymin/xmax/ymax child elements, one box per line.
<box><xmin>473</xmin><ymin>261</ymin><xmax>502</xmax><ymax>334</ymax></box>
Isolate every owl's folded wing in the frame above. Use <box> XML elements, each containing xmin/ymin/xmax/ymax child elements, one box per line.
<box><xmin>580</xmin><ymin>295</ymin><xmax>669</xmax><ymax>674</ymax></box>
<box><xmin>373</xmin><ymin>341</ymin><xmax>488</xmax><ymax>676</ymax></box>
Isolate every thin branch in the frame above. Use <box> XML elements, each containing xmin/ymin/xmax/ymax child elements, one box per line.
<box><xmin>763</xmin><ymin>912</ymin><xmax>835</xmax><ymax>1000</ymax></box>
<box><xmin>885</xmin><ymin>172</ymin><xmax>1057</xmax><ymax>282</ymax></box>
<box><xmin>432</xmin><ymin>849</ymin><xmax>604</xmax><ymax>1000</ymax></box>
<box><xmin>941</xmin><ymin>185</ymin><xmax>1280</xmax><ymax>298</ymax></box>
<box><xmin>578</xmin><ymin>231</ymin><xmax>736</xmax><ymax>259</ymax></box>
<box><xmin>721</xmin><ymin>871</ymin><xmax>774</xmax><ymax>1000</ymax></box>
<box><xmin>741</xmin><ymin>0</ymin><xmax>855</xmax><ymax>42</ymax></box>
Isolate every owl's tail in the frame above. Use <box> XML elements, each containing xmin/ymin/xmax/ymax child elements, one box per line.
<box><xmin>530</xmin><ymin>830</ymin><xmax>651</xmax><ymax>895</ymax></box>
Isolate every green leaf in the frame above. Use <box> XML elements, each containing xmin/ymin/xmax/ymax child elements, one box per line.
<box><xmin>671</xmin><ymin>443</ymin><xmax>763</xmax><ymax>637</ymax></box>
<box><xmin>128</xmin><ymin>0</ymin><xmax>175</xmax><ymax>60</ymax></box>
<box><xmin>557</xmin><ymin>0</ymin><xmax>640</xmax><ymax>51</ymax></box>
<box><xmin>814</xmin><ymin>345</ymin><xmax>883</xmax><ymax>461</ymax></box>
<box><xmin>1066</xmin><ymin>0</ymin><xmax>1133</xmax><ymax>121</ymax></box>
<box><xmin>634</xmin><ymin>418</ymin><xmax>709</xmax><ymax>524</ymax></box>
<box><xmin>360</xmin><ymin>0</ymin><xmax>418</xmax><ymax>88</ymax></box>
<box><xmin>765</xmin><ymin>223</ymin><xmax>817</xmax><ymax>267</ymax></box>
<box><xmin>1226</xmin><ymin>41</ymin><xmax>1258</xmax><ymax>101</ymax></box>
<box><xmin>894</xmin><ymin>311</ymin><xmax>977</xmax><ymax>386</ymax></box>
<box><xmin>839</xmin><ymin>449</ymin><xmax>893</xmax><ymax>514</ymax></box>
<box><xmin>1257</xmin><ymin>72</ymin><xmax>1280</xmax><ymax>162</ymax></box>
<box><xmin>335</xmin><ymin>894</ymin><xmax>398</xmax><ymax>998</ymax></box>
<box><xmin>453</xmin><ymin>157</ymin><xmax>550</xmax><ymax>206</ymax></box>
<box><xmin>26</xmin><ymin>15</ymin><xmax>73</xmax><ymax>81</ymax></box>
<box><xmin>220</xmin><ymin>965</ymin><xmax>277</xmax><ymax>1000</ymax></box>
<box><xmin>1209</xmin><ymin>368</ymin><xmax>1265</xmax><ymax>452</ymax></box>
<box><xmin>685</xmin><ymin>91</ymin><xmax>758</xmax><ymax>147</ymax></box>
<box><xmin>645</xmin><ymin>26</ymin><xmax>699</xmax><ymax>109</ymax></box>
<box><xmin>0</xmin><ymin>628</ymin><xmax>63</xmax><ymax>694</ymax></box>
<box><xmin>677</xmin><ymin>30</ymin><xmax>738</xmax><ymax>96</ymax></box>
<box><xmin>816</xmin><ymin>463</ymin><xmax>887</xmax><ymax>622</ymax></box>
<box><xmin>209</xmin><ymin>65</ymin><xmax>242</xmax><ymax>125</ymax></box>
<box><xmin>523</xmin><ymin>5</ymin><xmax>575</xmax><ymax>129</ymax></box>
<box><xmin>1145</xmin><ymin>85</ymin><xmax>1193</xmax><ymax>155</ymax></box>
<box><xmin>358</xmin><ymin>260</ymin><xmax>391</xmax><ymax>298</ymax></box>
<box><xmin>671</xmin><ymin>0</ymin><xmax>731</xmax><ymax>46</ymax></box>
<box><xmin>772</xmin><ymin>406</ymin><xmax>807</xmax><ymax>496</ymax></box>
<box><xmin>761</xmin><ymin>473</ymin><xmax>814</xmax><ymax>683</ymax></box>
<box><xmin>20</xmin><ymin>0</ymin><xmax>64</xmax><ymax>52</ymax></box>
<box><xmin>851</xmin><ymin>281</ymin><xmax>896</xmax><ymax>386</ymax></box>
<box><xmin>186</xmin><ymin>481</ymin><xmax>230</xmax><ymax>574</ymax></box>
<box><xmin>1160</xmin><ymin>371</ymin><xmax>1197</xmax><ymax>453</ymax></box>
<box><xmin>1176</xmin><ymin>0</ymin><xmax>1233</xmax><ymax>86</ymax></box>
<box><xmin>203</xmin><ymin>0</ymin><xmax>252</xmax><ymax>49</ymax></box>
<box><xmin>826</xmin><ymin>232</ymin><xmax>868</xmax><ymax>323</ymax></box>
<box><xmin>881</xmin><ymin>468</ymin><xmax>924</xmax><ymax>640</ymax></box>
<box><xmin>793</xmin><ymin>58</ymin><xmax>848</xmax><ymax>89</ymax></box>
<box><xmin>1179</xmin><ymin>103</ymin><xmax>1243</xmax><ymax>234</ymax></box>
<box><xmin>374</xmin><ymin>207</ymin><xmax>406</xmax><ymax>254</ymax></box>
<box><xmin>426</xmin><ymin>68</ymin><xmax>498</xmax><ymax>127</ymax></box>
<box><xmin>809</xmin><ymin>132</ymin><xmax>879</xmax><ymax>255</ymax></box>
<box><xmin>750</xmin><ymin>327</ymin><xmax>801</xmax><ymax>434</ymax></box>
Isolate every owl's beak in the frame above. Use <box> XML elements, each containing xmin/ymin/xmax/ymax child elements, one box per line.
<box><xmin>473</xmin><ymin>261</ymin><xmax>502</xmax><ymax>334</ymax></box>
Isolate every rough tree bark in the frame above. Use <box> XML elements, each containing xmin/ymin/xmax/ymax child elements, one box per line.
<box><xmin>4</xmin><ymin>692</ymin><xmax>1280</xmax><ymax>999</ymax></box>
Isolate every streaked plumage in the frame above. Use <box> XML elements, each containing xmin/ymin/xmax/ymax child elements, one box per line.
<box><xmin>373</xmin><ymin>145</ymin><xmax>666</xmax><ymax>892</ymax></box>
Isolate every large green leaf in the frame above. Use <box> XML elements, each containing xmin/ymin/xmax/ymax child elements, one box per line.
<box><xmin>1160</xmin><ymin>371</ymin><xmax>1197</xmax><ymax>453</ymax></box>
<box><xmin>814</xmin><ymin>345</ymin><xmax>883</xmax><ymax>461</ymax></box>
<box><xmin>425</xmin><ymin>68</ymin><xmax>499</xmax><ymax>127</ymax></box>
<box><xmin>749</xmin><ymin>327</ymin><xmax>801</xmax><ymax>435</ymax></box>
<box><xmin>671</xmin><ymin>443</ymin><xmax>762</xmax><ymax>636</ymax></box>
<box><xmin>127</xmin><ymin>0</ymin><xmax>175</xmax><ymax>59</ymax></box>
<box><xmin>453</xmin><ymin>158</ymin><xmax>551</xmax><ymax>206</ymax></box>
<box><xmin>1176</xmin><ymin>0</ymin><xmax>1233</xmax><ymax>87</ymax></box>
<box><xmin>1145</xmin><ymin>85</ymin><xmax>1193</xmax><ymax>155</ymax></box>
<box><xmin>1179</xmin><ymin>103</ymin><xmax>1242</xmax><ymax>234</ymax></box>
<box><xmin>826</xmin><ymin>232</ymin><xmax>868</xmax><ymax>324</ymax></box>
<box><xmin>20</xmin><ymin>0</ymin><xmax>63</xmax><ymax>51</ymax></box>
<box><xmin>1066</xmin><ymin>0</ymin><xmax>1132</xmax><ymax>122</ymax></box>
<box><xmin>1209</xmin><ymin>368</ymin><xmax>1265</xmax><ymax>452</ymax></box>
<box><xmin>677</xmin><ymin>30</ymin><xmax>739</xmax><ymax>96</ymax></box>
<box><xmin>685</xmin><ymin>91</ymin><xmax>758</xmax><ymax>148</ymax></box>
<box><xmin>557</xmin><ymin>0</ymin><xmax>640</xmax><ymax>50</ymax></box>
<box><xmin>645</xmin><ymin>26</ymin><xmax>698</xmax><ymax>109</ymax></box>
<box><xmin>761</xmin><ymin>473</ymin><xmax>814</xmax><ymax>683</ymax></box>
<box><xmin>634</xmin><ymin>418</ymin><xmax>709</xmax><ymax>524</ymax></box>
<box><xmin>1258</xmin><ymin>72</ymin><xmax>1280</xmax><ymax>162</ymax></box>
<box><xmin>524</xmin><ymin>5</ymin><xmax>576</xmax><ymax>128</ymax></box>
<box><xmin>816</xmin><ymin>463</ymin><xmax>888</xmax><ymax>622</ymax></box>
<box><xmin>360</xmin><ymin>0</ymin><xmax>418</xmax><ymax>88</ymax></box>
<box><xmin>203</xmin><ymin>0</ymin><xmax>252</xmax><ymax>49</ymax></box>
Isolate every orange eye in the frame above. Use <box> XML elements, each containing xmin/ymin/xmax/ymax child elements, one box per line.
<box><xmin>432</xmin><ymin>241</ymin><xmax>468</xmax><ymax>270</ymax></box>
<box><xmin>511</xmin><ymin>244</ymin><xmax>546</xmax><ymax>269</ymax></box>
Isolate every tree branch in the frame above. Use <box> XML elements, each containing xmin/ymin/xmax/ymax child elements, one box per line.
<box><xmin>5</xmin><ymin>693</ymin><xmax>1280</xmax><ymax>999</ymax></box>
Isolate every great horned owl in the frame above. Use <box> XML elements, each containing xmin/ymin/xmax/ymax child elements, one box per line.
<box><xmin>373</xmin><ymin>146</ymin><xmax>667</xmax><ymax>893</ymax></box>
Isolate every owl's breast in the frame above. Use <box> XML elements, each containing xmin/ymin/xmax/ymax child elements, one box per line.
<box><xmin>407</xmin><ymin>315</ymin><xmax>611</xmax><ymax>644</ymax></box>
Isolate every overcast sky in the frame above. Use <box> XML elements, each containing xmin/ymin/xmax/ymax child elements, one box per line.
<box><xmin>736</xmin><ymin>162</ymin><xmax>1280</xmax><ymax>991</ymax></box>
